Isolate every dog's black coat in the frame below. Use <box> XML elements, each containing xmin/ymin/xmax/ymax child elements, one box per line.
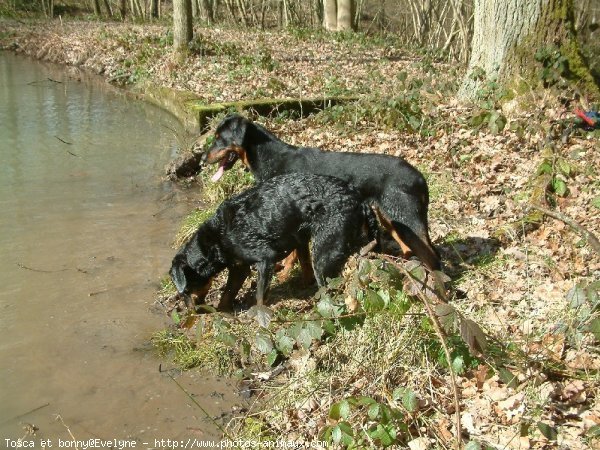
<box><xmin>170</xmin><ymin>173</ymin><xmax>376</xmax><ymax>311</ymax></box>
<box><xmin>203</xmin><ymin>114</ymin><xmax>441</xmax><ymax>270</ymax></box>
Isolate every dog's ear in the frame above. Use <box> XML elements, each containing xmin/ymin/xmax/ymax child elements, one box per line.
<box><xmin>230</xmin><ymin>115</ymin><xmax>249</xmax><ymax>147</ymax></box>
<box><xmin>170</xmin><ymin>255</ymin><xmax>188</xmax><ymax>293</ymax></box>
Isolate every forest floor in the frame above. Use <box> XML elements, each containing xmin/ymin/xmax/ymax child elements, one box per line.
<box><xmin>2</xmin><ymin>18</ymin><xmax>599</xmax><ymax>450</ymax></box>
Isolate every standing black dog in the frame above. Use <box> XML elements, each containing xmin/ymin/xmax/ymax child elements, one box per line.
<box><xmin>170</xmin><ymin>173</ymin><xmax>376</xmax><ymax>311</ymax></box>
<box><xmin>202</xmin><ymin>114</ymin><xmax>441</xmax><ymax>270</ymax></box>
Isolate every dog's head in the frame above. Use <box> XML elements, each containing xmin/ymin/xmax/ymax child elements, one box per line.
<box><xmin>169</xmin><ymin>230</ymin><xmax>223</xmax><ymax>304</ymax></box>
<box><xmin>202</xmin><ymin>114</ymin><xmax>250</xmax><ymax>181</ymax></box>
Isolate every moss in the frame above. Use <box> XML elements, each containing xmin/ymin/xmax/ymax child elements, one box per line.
<box><xmin>559</xmin><ymin>39</ymin><xmax>599</xmax><ymax>93</ymax></box>
<box><xmin>188</xmin><ymin>95</ymin><xmax>359</xmax><ymax>132</ymax></box>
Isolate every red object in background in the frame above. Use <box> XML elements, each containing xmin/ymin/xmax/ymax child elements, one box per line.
<box><xmin>574</xmin><ymin>108</ymin><xmax>598</xmax><ymax>127</ymax></box>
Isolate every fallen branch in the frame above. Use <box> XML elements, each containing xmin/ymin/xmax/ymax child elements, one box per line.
<box><xmin>393</xmin><ymin>260</ymin><xmax>462</xmax><ymax>449</ymax></box>
<box><xmin>530</xmin><ymin>204</ymin><xmax>600</xmax><ymax>255</ymax></box>
<box><xmin>16</xmin><ymin>262</ymin><xmax>68</xmax><ymax>273</ymax></box>
<box><xmin>54</xmin><ymin>135</ymin><xmax>72</xmax><ymax>145</ymax></box>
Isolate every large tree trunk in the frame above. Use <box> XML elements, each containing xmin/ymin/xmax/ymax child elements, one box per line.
<box><xmin>459</xmin><ymin>0</ymin><xmax>597</xmax><ymax>99</ymax></box>
<box><xmin>337</xmin><ymin>0</ymin><xmax>353</xmax><ymax>30</ymax></box>
<box><xmin>324</xmin><ymin>0</ymin><xmax>337</xmax><ymax>31</ymax></box>
<box><xmin>173</xmin><ymin>0</ymin><xmax>194</xmax><ymax>52</ymax></box>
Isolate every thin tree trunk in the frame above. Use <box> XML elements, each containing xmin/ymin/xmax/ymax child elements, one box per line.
<box><xmin>93</xmin><ymin>0</ymin><xmax>102</xmax><ymax>16</ymax></box>
<box><xmin>173</xmin><ymin>0</ymin><xmax>194</xmax><ymax>52</ymax></box>
<box><xmin>119</xmin><ymin>0</ymin><xmax>127</xmax><ymax>19</ymax></box>
<box><xmin>150</xmin><ymin>0</ymin><xmax>159</xmax><ymax>18</ymax></box>
<box><xmin>102</xmin><ymin>0</ymin><xmax>113</xmax><ymax>17</ymax></box>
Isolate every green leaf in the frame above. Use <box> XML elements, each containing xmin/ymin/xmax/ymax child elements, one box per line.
<box><xmin>171</xmin><ymin>310</ymin><xmax>181</xmax><ymax>325</ymax></box>
<box><xmin>330</xmin><ymin>421</ymin><xmax>354</xmax><ymax>445</ymax></box>
<box><xmin>287</xmin><ymin>321</ymin><xmax>303</xmax><ymax>339</ymax></box>
<box><xmin>588</xmin><ymin>424</ymin><xmax>600</xmax><ymax>438</ymax></box>
<box><xmin>316</xmin><ymin>297</ymin><xmax>336</xmax><ymax>318</ymax></box>
<box><xmin>353</xmin><ymin>396</ymin><xmax>377</xmax><ymax>406</ymax></box>
<box><xmin>368</xmin><ymin>403</ymin><xmax>381</xmax><ymax>420</ymax></box>
<box><xmin>592</xmin><ymin>196</ymin><xmax>600</xmax><ymax>210</ymax></box>
<box><xmin>364</xmin><ymin>289</ymin><xmax>386</xmax><ymax>312</ymax></box>
<box><xmin>239</xmin><ymin>339</ymin><xmax>251</xmax><ymax>360</ymax></box>
<box><xmin>357</xmin><ymin>258</ymin><xmax>372</xmax><ymax>283</ymax></box>
<box><xmin>537</xmin><ymin>422</ymin><xmax>558</xmax><ymax>441</ymax></box>
<box><xmin>488</xmin><ymin>111</ymin><xmax>507</xmax><ymax>134</ymax></box>
<box><xmin>557</xmin><ymin>159</ymin><xmax>572</xmax><ymax>176</ymax></box>
<box><xmin>331</xmin><ymin>425</ymin><xmax>342</xmax><ymax>444</ymax></box>
<box><xmin>537</xmin><ymin>161</ymin><xmax>553</xmax><ymax>176</ymax></box>
<box><xmin>296</xmin><ymin>327</ymin><xmax>313</xmax><ymax>350</ymax></box>
<box><xmin>401</xmin><ymin>389</ymin><xmax>418</xmax><ymax>413</ymax></box>
<box><xmin>267</xmin><ymin>349</ymin><xmax>279</xmax><ymax>366</ymax></box>
<box><xmin>275</xmin><ymin>332</ymin><xmax>295</xmax><ymax>356</ymax></box>
<box><xmin>552</xmin><ymin>177</ymin><xmax>568</xmax><ymax>196</ymax></box>
<box><xmin>586</xmin><ymin>317</ymin><xmax>600</xmax><ymax>341</ymax></box>
<box><xmin>305</xmin><ymin>320</ymin><xmax>324</xmax><ymax>340</ymax></box>
<box><xmin>339</xmin><ymin>399</ymin><xmax>351</xmax><ymax>420</ymax></box>
<box><xmin>216</xmin><ymin>331</ymin><xmax>237</xmax><ymax>347</ymax></box>
<box><xmin>435</xmin><ymin>303</ymin><xmax>457</xmax><ymax>333</ymax></box>
<box><xmin>452</xmin><ymin>355</ymin><xmax>465</xmax><ymax>375</ymax></box>
<box><xmin>247</xmin><ymin>305</ymin><xmax>274</xmax><ymax>328</ymax></box>
<box><xmin>254</xmin><ymin>331</ymin><xmax>274</xmax><ymax>354</ymax></box>
<box><xmin>465</xmin><ymin>441</ymin><xmax>482</xmax><ymax>450</ymax></box>
<box><xmin>566</xmin><ymin>284</ymin><xmax>587</xmax><ymax>308</ymax></box>
<box><xmin>368</xmin><ymin>423</ymin><xmax>397</xmax><ymax>446</ymax></box>
<box><xmin>498</xmin><ymin>367</ymin><xmax>519</xmax><ymax>389</ymax></box>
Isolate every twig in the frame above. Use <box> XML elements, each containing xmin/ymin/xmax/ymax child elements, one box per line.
<box><xmin>530</xmin><ymin>204</ymin><xmax>600</xmax><ymax>255</ymax></box>
<box><xmin>66</xmin><ymin>151</ymin><xmax>80</xmax><ymax>157</ymax></box>
<box><xmin>88</xmin><ymin>289</ymin><xmax>109</xmax><ymax>297</ymax></box>
<box><xmin>16</xmin><ymin>262</ymin><xmax>68</xmax><ymax>273</ymax></box>
<box><xmin>54</xmin><ymin>135</ymin><xmax>72</xmax><ymax>145</ymax></box>
<box><xmin>0</xmin><ymin>403</ymin><xmax>49</xmax><ymax>426</ymax></box>
<box><xmin>55</xmin><ymin>415</ymin><xmax>79</xmax><ymax>450</ymax></box>
<box><xmin>394</xmin><ymin>261</ymin><xmax>462</xmax><ymax>449</ymax></box>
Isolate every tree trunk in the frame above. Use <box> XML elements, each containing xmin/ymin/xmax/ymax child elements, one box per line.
<box><xmin>324</xmin><ymin>0</ymin><xmax>337</xmax><ymax>30</ymax></box>
<box><xmin>102</xmin><ymin>0</ymin><xmax>113</xmax><ymax>17</ymax></box>
<box><xmin>459</xmin><ymin>0</ymin><xmax>597</xmax><ymax>99</ymax></box>
<box><xmin>173</xmin><ymin>0</ymin><xmax>194</xmax><ymax>52</ymax></box>
<box><xmin>92</xmin><ymin>0</ymin><xmax>102</xmax><ymax>16</ymax></box>
<box><xmin>337</xmin><ymin>0</ymin><xmax>353</xmax><ymax>30</ymax></box>
<box><xmin>150</xmin><ymin>0</ymin><xmax>159</xmax><ymax>18</ymax></box>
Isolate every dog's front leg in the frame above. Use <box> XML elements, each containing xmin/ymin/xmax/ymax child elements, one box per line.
<box><xmin>255</xmin><ymin>260</ymin><xmax>275</xmax><ymax>306</ymax></box>
<box><xmin>219</xmin><ymin>265</ymin><xmax>251</xmax><ymax>311</ymax></box>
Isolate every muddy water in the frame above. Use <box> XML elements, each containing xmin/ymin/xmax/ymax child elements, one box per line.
<box><xmin>0</xmin><ymin>52</ymin><xmax>238</xmax><ymax>447</ymax></box>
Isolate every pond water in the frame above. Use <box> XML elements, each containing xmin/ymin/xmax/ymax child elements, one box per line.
<box><xmin>0</xmin><ymin>52</ymin><xmax>238</xmax><ymax>447</ymax></box>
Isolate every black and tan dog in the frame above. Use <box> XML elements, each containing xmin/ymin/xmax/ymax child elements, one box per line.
<box><xmin>202</xmin><ymin>114</ymin><xmax>441</xmax><ymax>271</ymax></box>
<box><xmin>170</xmin><ymin>173</ymin><xmax>376</xmax><ymax>311</ymax></box>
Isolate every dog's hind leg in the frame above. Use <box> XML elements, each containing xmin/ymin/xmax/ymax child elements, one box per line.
<box><xmin>276</xmin><ymin>250</ymin><xmax>297</xmax><ymax>283</ymax></box>
<box><xmin>255</xmin><ymin>260</ymin><xmax>275</xmax><ymax>306</ymax></box>
<box><xmin>219</xmin><ymin>265</ymin><xmax>251</xmax><ymax>311</ymax></box>
<box><xmin>296</xmin><ymin>243</ymin><xmax>316</xmax><ymax>286</ymax></box>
